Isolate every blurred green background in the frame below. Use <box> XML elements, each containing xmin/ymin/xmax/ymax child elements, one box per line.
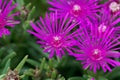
<box><xmin>0</xmin><ymin>0</ymin><xmax>120</xmax><ymax>80</ymax></box>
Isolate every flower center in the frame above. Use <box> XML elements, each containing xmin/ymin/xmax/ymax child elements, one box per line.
<box><xmin>71</xmin><ymin>4</ymin><xmax>81</xmax><ymax>17</ymax></box>
<box><xmin>98</xmin><ymin>24</ymin><xmax>107</xmax><ymax>33</ymax></box>
<box><xmin>91</xmin><ymin>49</ymin><xmax>103</xmax><ymax>60</ymax></box>
<box><xmin>109</xmin><ymin>1</ymin><xmax>120</xmax><ymax>13</ymax></box>
<box><xmin>73</xmin><ymin>4</ymin><xmax>81</xmax><ymax>11</ymax></box>
<box><xmin>51</xmin><ymin>36</ymin><xmax>63</xmax><ymax>48</ymax></box>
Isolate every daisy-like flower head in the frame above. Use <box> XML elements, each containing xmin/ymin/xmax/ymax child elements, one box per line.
<box><xmin>104</xmin><ymin>0</ymin><xmax>120</xmax><ymax>15</ymax></box>
<box><xmin>0</xmin><ymin>0</ymin><xmax>20</xmax><ymax>37</ymax></box>
<box><xmin>47</xmin><ymin>0</ymin><xmax>101</xmax><ymax>22</ymax></box>
<box><xmin>28</xmin><ymin>11</ymin><xmax>80</xmax><ymax>58</ymax></box>
<box><xmin>91</xmin><ymin>9</ymin><xmax>120</xmax><ymax>37</ymax></box>
<box><xmin>71</xmin><ymin>26</ymin><xmax>120</xmax><ymax>73</ymax></box>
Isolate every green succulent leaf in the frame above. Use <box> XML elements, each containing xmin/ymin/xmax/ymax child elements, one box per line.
<box><xmin>15</xmin><ymin>55</ymin><xmax>28</xmax><ymax>73</ymax></box>
<box><xmin>2</xmin><ymin>59</ymin><xmax>11</xmax><ymax>74</ymax></box>
<box><xmin>68</xmin><ymin>77</ymin><xmax>82</xmax><ymax>80</ymax></box>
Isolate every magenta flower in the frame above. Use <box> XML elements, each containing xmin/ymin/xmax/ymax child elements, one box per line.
<box><xmin>0</xmin><ymin>0</ymin><xmax>19</xmax><ymax>37</ymax></box>
<box><xmin>91</xmin><ymin>9</ymin><xmax>120</xmax><ymax>37</ymax></box>
<box><xmin>90</xmin><ymin>78</ymin><xmax>95</xmax><ymax>80</ymax></box>
<box><xmin>71</xmin><ymin>27</ymin><xmax>120</xmax><ymax>73</ymax></box>
<box><xmin>104</xmin><ymin>0</ymin><xmax>120</xmax><ymax>15</ymax></box>
<box><xmin>47</xmin><ymin>0</ymin><xmax>101</xmax><ymax>22</ymax></box>
<box><xmin>28</xmin><ymin>12</ymin><xmax>80</xmax><ymax>58</ymax></box>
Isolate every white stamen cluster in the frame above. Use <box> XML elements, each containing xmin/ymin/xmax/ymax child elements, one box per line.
<box><xmin>93</xmin><ymin>49</ymin><xmax>100</xmax><ymax>55</ymax></box>
<box><xmin>109</xmin><ymin>2</ymin><xmax>120</xmax><ymax>12</ymax></box>
<box><xmin>73</xmin><ymin>4</ymin><xmax>81</xmax><ymax>11</ymax></box>
<box><xmin>98</xmin><ymin>24</ymin><xmax>107</xmax><ymax>32</ymax></box>
<box><xmin>53</xmin><ymin>36</ymin><xmax>61</xmax><ymax>41</ymax></box>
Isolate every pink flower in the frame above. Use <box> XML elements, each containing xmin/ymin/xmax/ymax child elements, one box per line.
<box><xmin>91</xmin><ymin>9</ymin><xmax>120</xmax><ymax>38</ymax></box>
<box><xmin>28</xmin><ymin>12</ymin><xmax>80</xmax><ymax>58</ymax></box>
<box><xmin>47</xmin><ymin>0</ymin><xmax>101</xmax><ymax>22</ymax></box>
<box><xmin>90</xmin><ymin>78</ymin><xmax>95</xmax><ymax>80</ymax></box>
<box><xmin>0</xmin><ymin>0</ymin><xmax>20</xmax><ymax>37</ymax></box>
<box><xmin>71</xmin><ymin>25</ymin><xmax>120</xmax><ymax>73</ymax></box>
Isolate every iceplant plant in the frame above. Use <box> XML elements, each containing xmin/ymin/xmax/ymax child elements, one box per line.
<box><xmin>28</xmin><ymin>11</ymin><xmax>81</xmax><ymax>58</ymax></box>
<box><xmin>91</xmin><ymin>9</ymin><xmax>120</xmax><ymax>37</ymax></box>
<box><xmin>71</xmin><ymin>26</ymin><xmax>120</xmax><ymax>73</ymax></box>
<box><xmin>47</xmin><ymin>0</ymin><xmax>101</xmax><ymax>22</ymax></box>
<box><xmin>0</xmin><ymin>0</ymin><xmax>19</xmax><ymax>37</ymax></box>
